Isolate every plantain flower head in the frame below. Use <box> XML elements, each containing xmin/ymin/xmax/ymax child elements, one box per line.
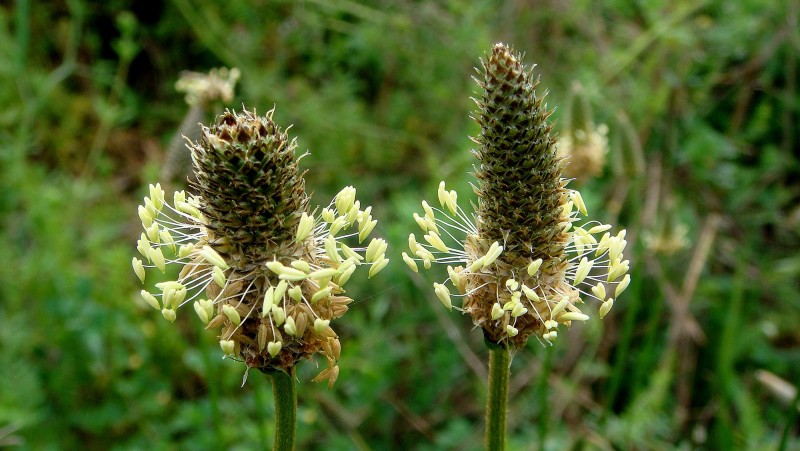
<box><xmin>132</xmin><ymin>108</ymin><xmax>388</xmax><ymax>386</ymax></box>
<box><xmin>557</xmin><ymin>81</ymin><xmax>609</xmax><ymax>182</ymax></box>
<box><xmin>405</xmin><ymin>44</ymin><xmax>630</xmax><ymax>350</ymax></box>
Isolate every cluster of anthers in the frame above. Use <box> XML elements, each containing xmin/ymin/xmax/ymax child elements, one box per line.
<box><xmin>132</xmin><ymin>182</ymin><xmax>387</xmax><ymax>386</ymax></box>
<box><xmin>403</xmin><ymin>181</ymin><xmax>630</xmax><ymax>347</ymax></box>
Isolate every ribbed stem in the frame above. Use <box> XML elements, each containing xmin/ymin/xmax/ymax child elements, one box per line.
<box><xmin>486</xmin><ymin>346</ymin><xmax>511</xmax><ymax>451</ymax></box>
<box><xmin>269</xmin><ymin>369</ymin><xmax>297</xmax><ymax>451</ymax></box>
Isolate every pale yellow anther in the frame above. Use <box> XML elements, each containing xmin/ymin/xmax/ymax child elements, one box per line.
<box><xmin>544</xmin><ymin>319</ymin><xmax>558</xmax><ymax>329</ymax></box>
<box><xmin>140</xmin><ymin>290</ymin><xmax>160</xmax><ymax>310</ymax></box>
<box><xmin>609</xmin><ymin>237</ymin><xmax>627</xmax><ymax>262</ymax></box>
<box><xmin>505</xmin><ymin>279</ymin><xmax>519</xmax><ymax>291</ymax></box>
<box><xmin>266</xmin><ymin>260</ymin><xmax>285</xmax><ymax>273</ymax></box>
<box><xmin>176</xmin><ymin>201</ymin><xmax>202</xmax><ymax>219</ymax></box>
<box><xmin>222</xmin><ymin>304</ymin><xmax>241</xmax><ymax>325</ymax></box>
<box><xmin>321</xmin><ymin>207</ymin><xmax>336</xmax><ymax>223</ymax></box>
<box><xmin>447</xmin><ymin>265</ymin><xmax>461</xmax><ymax>287</ymax></box>
<box><xmin>408</xmin><ymin>233</ymin><xmax>420</xmax><ymax>254</ymax></box>
<box><xmin>137</xmin><ymin>234</ymin><xmax>150</xmax><ymax>260</ymax></box>
<box><xmin>413</xmin><ymin>212</ymin><xmax>429</xmax><ymax>232</ymax></box>
<box><xmin>132</xmin><ymin>257</ymin><xmax>146</xmax><ymax>283</ymax></box>
<box><xmin>468</xmin><ymin>256</ymin><xmax>486</xmax><ymax>273</ymax></box>
<box><xmin>262</xmin><ymin>287</ymin><xmax>275</xmax><ymax>316</ymax></box>
<box><xmin>527</xmin><ymin>258</ymin><xmax>543</xmax><ymax>276</ymax></box>
<box><xmin>149</xmin><ymin>247</ymin><xmax>166</xmax><ymax>273</ymax></box>
<box><xmin>290</xmin><ymin>259</ymin><xmax>311</xmax><ymax>273</ymax></box>
<box><xmin>325</xmin><ymin>235</ymin><xmax>342</xmax><ymax>265</ymax></box>
<box><xmin>335</xmin><ymin>186</ymin><xmax>356</xmax><ymax>216</ymax></box>
<box><xmin>588</xmin><ymin>224</ymin><xmax>612</xmax><ymax>235</ymax></box>
<box><xmin>595</xmin><ymin>232</ymin><xmax>611</xmax><ymax>257</ymax></box>
<box><xmin>550</xmin><ymin>296</ymin><xmax>570</xmax><ymax>318</ymax></box>
<box><xmin>296</xmin><ymin>212</ymin><xmax>314</xmax><ymax>243</ymax></box>
<box><xmin>424</xmin><ymin>215</ymin><xmax>439</xmax><ymax>234</ymax></box>
<box><xmin>200</xmin><ymin>245</ymin><xmax>228</xmax><ymax>270</ymax></box>
<box><xmin>599</xmin><ymin>298</ymin><xmax>614</xmax><ymax>319</ymax></box>
<box><xmin>138</xmin><ymin>205</ymin><xmax>154</xmax><ymax>229</ymax></box>
<box><xmin>271</xmin><ymin>305</ymin><xmax>286</xmax><ymax>325</ymax></box>
<box><xmin>219</xmin><ymin>339</ymin><xmax>235</xmax><ymax>355</ymax></box>
<box><xmin>559</xmin><ymin>311</ymin><xmax>590</xmax><ymax>322</ymax></box>
<box><xmin>511</xmin><ymin>303</ymin><xmax>527</xmax><ymax>317</ymax></box>
<box><xmin>422</xmin><ymin>200</ymin><xmax>435</xmax><ymax>220</ymax></box>
<box><xmin>506</xmin><ymin>325</ymin><xmax>519</xmax><ymax>337</ymax></box>
<box><xmin>193</xmin><ymin>300</ymin><xmax>210</xmax><ymax>324</ymax></box>
<box><xmin>146</xmin><ymin>222</ymin><xmax>160</xmax><ymax>243</ymax></box>
<box><xmin>522</xmin><ymin>285</ymin><xmax>540</xmax><ymax>302</ymax></box>
<box><xmin>344</xmin><ymin>200</ymin><xmax>360</xmax><ymax>225</ymax></box>
<box><xmin>482</xmin><ymin>242</ymin><xmax>503</xmax><ymax>268</ymax></box>
<box><xmin>437</xmin><ymin>181</ymin><xmax>448</xmax><ymax>208</ymax></box>
<box><xmin>570</xmin><ymin>190</ymin><xmax>588</xmax><ymax>216</ymax></box>
<box><xmin>329</xmin><ymin>216</ymin><xmax>347</xmax><ymax>236</ymax></box>
<box><xmin>357</xmin><ymin>206</ymin><xmax>372</xmax><ymax>224</ymax></box>
<box><xmin>173</xmin><ymin>190</ymin><xmax>186</xmax><ymax>205</ymax></box>
<box><xmin>314</xmin><ymin>318</ymin><xmax>330</xmax><ymax>334</ymax></box>
<box><xmin>337</xmin><ymin>264</ymin><xmax>357</xmax><ymax>286</ymax></box>
<box><xmin>161</xmin><ymin>308</ymin><xmax>177</xmax><ymax>322</ymax></box>
<box><xmin>143</xmin><ymin>198</ymin><xmax>157</xmax><ymax>219</ymax></box>
<box><xmin>402</xmin><ymin>252</ymin><xmax>418</xmax><ymax>273</ymax></box>
<box><xmin>276</xmin><ymin>266</ymin><xmax>308</xmax><ymax>281</ymax></box>
<box><xmin>311</xmin><ymin>286</ymin><xmax>333</xmax><ymax>303</ymax></box>
<box><xmin>365</xmin><ymin>238</ymin><xmax>387</xmax><ymax>263</ymax></box>
<box><xmin>562</xmin><ymin>200</ymin><xmax>574</xmax><ymax>216</ymax></box>
<box><xmin>149</xmin><ymin>183</ymin><xmax>165</xmax><ymax>211</ymax></box>
<box><xmin>267</xmin><ymin>341</ymin><xmax>282</xmax><ymax>357</ymax></box>
<box><xmin>337</xmin><ymin>244</ymin><xmax>360</xmax><ymax>262</ymax></box>
<box><xmin>433</xmin><ymin>283</ymin><xmax>452</xmax><ymax>310</ymax></box>
<box><xmin>213</xmin><ymin>266</ymin><xmax>226</xmax><ymax>288</ymax></box>
<box><xmin>284</xmin><ymin>316</ymin><xmax>297</xmax><ymax>336</ymax></box>
<box><xmin>608</xmin><ymin>258</ymin><xmax>629</xmax><ymax>282</ymax></box>
<box><xmin>274</xmin><ymin>280</ymin><xmax>288</xmax><ymax>303</ymax></box>
<box><xmin>309</xmin><ymin>267</ymin><xmax>341</xmax><ymax>281</ymax></box>
<box><xmin>543</xmin><ymin>331</ymin><xmax>557</xmax><ymax>341</ymax></box>
<box><xmin>163</xmin><ymin>286</ymin><xmax>187</xmax><ymax>309</ymax></box>
<box><xmin>369</xmin><ymin>257</ymin><xmax>389</xmax><ymax>278</ymax></box>
<box><xmin>615</xmin><ymin>274</ymin><xmax>631</xmax><ymax>297</ymax></box>
<box><xmin>159</xmin><ymin>229</ymin><xmax>176</xmax><ymax>253</ymax></box>
<box><xmin>574</xmin><ymin>257</ymin><xmax>593</xmax><ymax>285</ymax></box>
<box><xmin>424</xmin><ymin>231</ymin><xmax>449</xmax><ymax>253</ymax></box>
<box><xmin>446</xmin><ymin>190</ymin><xmax>458</xmax><ymax>215</ymax></box>
<box><xmin>358</xmin><ymin>218</ymin><xmax>377</xmax><ymax>243</ymax></box>
<box><xmin>591</xmin><ymin>283</ymin><xmax>606</xmax><ymax>300</ymax></box>
<box><xmin>288</xmin><ymin>286</ymin><xmax>302</xmax><ymax>302</ymax></box>
<box><xmin>178</xmin><ymin>244</ymin><xmax>194</xmax><ymax>259</ymax></box>
<box><xmin>491</xmin><ymin>303</ymin><xmax>504</xmax><ymax>320</ymax></box>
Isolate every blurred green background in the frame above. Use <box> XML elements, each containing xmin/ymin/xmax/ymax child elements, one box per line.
<box><xmin>1</xmin><ymin>0</ymin><xmax>798</xmax><ymax>449</ymax></box>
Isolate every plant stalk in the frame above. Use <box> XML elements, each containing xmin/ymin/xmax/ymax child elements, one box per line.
<box><xmin>269</xmin><ymin>369</ymin><xmax>297</xmax><ymax>451</ymax></box>
<box><xmin>486</xmin><ymin>346</ymin><xmax>511</xmax><ymax>450</ymax></box>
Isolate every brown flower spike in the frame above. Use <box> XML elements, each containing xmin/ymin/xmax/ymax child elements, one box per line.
<box><xmin>405</xmin><ymin>44</ymin><xmax>630</xmax><ymax>349</ymax></box>
<box><xmin>133</xmin><ymin>109</ymin><xmax>388</xmax><ymax>386</ymax></box>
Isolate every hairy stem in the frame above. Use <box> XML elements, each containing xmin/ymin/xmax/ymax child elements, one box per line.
<box><xmin>269</xmin><ymin>369</ymin><xmax>297</xmax><ymax>451</ymax></box>
<box><xmin>486</xmin><ymin>346</ymin><xmax>511</xmax><ymax>450</ymax></box>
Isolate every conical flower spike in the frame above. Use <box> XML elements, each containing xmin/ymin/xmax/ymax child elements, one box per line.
<box><xmin>131</xmin><ymin>108</ymin><xmax>387</xmax><ymax>385</ymax></box>
<box><xmin>407</xmin><ymin>44</ymin><xmax>631</xmax><ymax>349</ymax></box>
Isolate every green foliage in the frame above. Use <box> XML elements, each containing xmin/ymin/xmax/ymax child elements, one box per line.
<box><xmin>1</xmin><ymin>0</ymin><xmax>798</xmax><ymax>448</ymax></box>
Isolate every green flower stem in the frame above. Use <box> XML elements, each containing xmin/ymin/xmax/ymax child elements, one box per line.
<box><xmin>269</xmin><ymin>369</ymin><xmax>297</xmax><ymax>451</ymax></box>
<box><xmin>486</xmin><ymin>346</ymin><xmax>511</xmax><ymax>451</ymax></box>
